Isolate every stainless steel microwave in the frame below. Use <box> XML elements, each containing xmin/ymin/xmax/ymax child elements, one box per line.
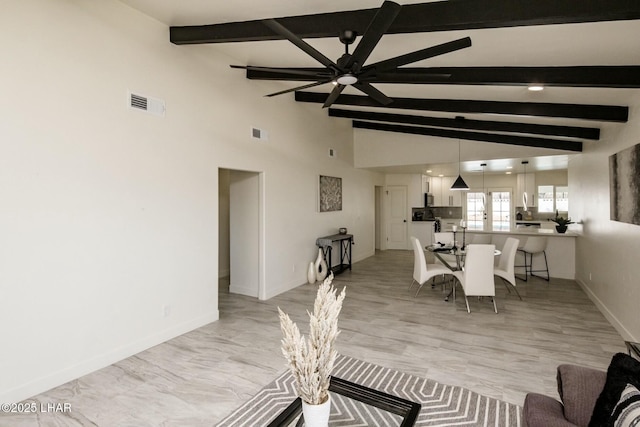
<box><xmin>425</xmin><ymin>193</ymin><xmax>434</xmax><ymax>207</ymax></box>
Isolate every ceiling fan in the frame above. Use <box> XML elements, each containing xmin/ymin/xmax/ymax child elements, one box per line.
<box><xmin>231</xmin><ymin>1</ymin><xmax>472</xmax><ymax>108</ymax></box>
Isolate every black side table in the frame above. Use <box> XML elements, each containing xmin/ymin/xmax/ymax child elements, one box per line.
<box><xmin>316</xmin><ymin>234</ymin><xmax>353</xmax><ymax>275</ymax></box>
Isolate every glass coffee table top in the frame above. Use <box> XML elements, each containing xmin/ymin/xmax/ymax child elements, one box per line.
<box><xmin>267</xmin><ymin>376</ymin><xmax>421</xmax><ymax>427</ymax></box>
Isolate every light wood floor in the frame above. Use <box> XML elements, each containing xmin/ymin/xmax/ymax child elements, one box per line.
<box><xmin>4</xmin><ymin>250</ymin><xmax>626</xmax><ymax>426</ymax></box>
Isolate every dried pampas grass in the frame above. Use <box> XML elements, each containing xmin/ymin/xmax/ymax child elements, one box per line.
<box><xmin>278</xmin><ymin>273</ymin><xmax>346</xmax><ymax>405</ymax></box>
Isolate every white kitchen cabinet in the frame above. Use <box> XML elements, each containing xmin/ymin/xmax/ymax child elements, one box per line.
<box><xmin>421</xmin><ymin>175</ymin><xmax>430</xmax><ymax>194</ymax></box>
<box><xmin>409</xmin><ymin>221</ymin><xmax>434</xmax><ymax>246</ymax></box>
<box><xmin>430</xmin><ymin>176</ymin><xmax>443</xmax><ymax>206</ymax></box>
<box><xmin>440</xmin><ymin>176</ymin><xmax>462</xmax><ymax>207</ymax></box>
<box><xmin>516</xmin><ymin>173</ymin><xmax>536</xmax><ymax>208</ymax></box>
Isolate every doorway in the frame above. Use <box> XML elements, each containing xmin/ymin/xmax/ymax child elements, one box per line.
<box><xmin>386</xmin><ymin>185</ymin><xmax>408</xmax><ymax>250</ymax></box>
<box><xmin>218</xmin><ymin>168</ymin><xmax>263</xmax><ymax>299</ymax></box>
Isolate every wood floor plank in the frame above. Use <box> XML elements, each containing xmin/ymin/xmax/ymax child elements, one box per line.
<box><xmin>4</xmin><ymin>249</ymin><xmax>625</xmax><ymax>426</ymax></box>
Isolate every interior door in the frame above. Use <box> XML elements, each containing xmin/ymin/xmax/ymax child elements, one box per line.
<box><xmin>387</xmin><ymin>185</ymin><xmax>408</xmax><ymax>249</ymax></box>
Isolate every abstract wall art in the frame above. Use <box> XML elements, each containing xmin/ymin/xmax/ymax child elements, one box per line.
<box><xmin>319</xmin><ymin>175</ymin><xmax>342</xmax><ymax>212</ymax></box>
<box><xmin>610</xmin><ymin>142</ymin><xmax>640</xmax><ymax>226</ymax></box>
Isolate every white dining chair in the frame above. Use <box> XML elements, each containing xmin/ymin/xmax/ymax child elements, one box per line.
<box><xmin>494</xmin><ymin>237</ymin><xmax>522</xmax><ymax>300</ymax></box>
<box><xmin>410</xmin><ymin>236</ymin><xmax>452</xmax><ymax>297</ymax></box>
<box><xmin>453</xmin><ymin>244</ymin><xmax>498</xmax><ymax>313</ymax></box>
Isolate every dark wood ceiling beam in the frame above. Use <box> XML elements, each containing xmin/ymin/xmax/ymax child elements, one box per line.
<box><xmin>296</xmin><ymin>92</ymin><xmax>629</xmax><ymax>122</ymax></box>
<box><xmin>352</xmin><ymin>121</ymin><xmax>583</xmax><ymax>152</ymax></box>
<box><xmin>329</xmin><ymin>109</ymin><xmax>600</xmax><ymax>140</ymax></box>
<box><xmin>170</xmin><ymin>0</ymin><xmax>640</xmax><ymax>44</ymax></box>
<box><xmin>244</xmin><ymin>66</ymin><xmax>640</xmax><ymax>88</ymax></box>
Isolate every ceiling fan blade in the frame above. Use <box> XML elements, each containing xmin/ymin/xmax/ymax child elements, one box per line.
<box><xmin>262</xmin><ymin>19</ymin><xmax>341</xmax><ymax>71</ymax></box>
<box><xmin>231</xmin><ymin>65</ymin><xmax>331</xmax><ymax>78</ymax></box>
<box><xmin>364</xmin><ymin>37</ymin><xmax>472</xmax><ymax>72</ymax></box>
<box><xmin>322</xmin><ymin>84</ymin><xmax>346</xmax><ymax>108</ymax></box>
<box><xmin>353</xmin><ymin>82</ymin><xmax>393</xmax><ymax>105</ymax></box>
<box><xmin>266</xmin><ymin>79</ymin><xmax>334</xmax><ymax>97</ymax></box>
<box><xmin>345</xmin><ymin>1</ymin><xmax>402</xmax><ymax>72</ymax></box>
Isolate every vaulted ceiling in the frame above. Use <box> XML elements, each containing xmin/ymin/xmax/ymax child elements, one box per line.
<box><xmin>120</xmin><ymin>0</ymin><xmax>640</xmax><ymax>173</ymax></box>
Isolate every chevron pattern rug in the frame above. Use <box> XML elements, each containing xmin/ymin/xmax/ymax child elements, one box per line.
<box><xmin>217</xmin><ymin>354</ymin><xmax>522</xmax><ymax>426</ymax></box>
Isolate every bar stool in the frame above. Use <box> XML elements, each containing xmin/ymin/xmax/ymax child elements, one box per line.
<box><xmin>515</xmin><ymin>236</ymin><xmax>549</xmax><ymax>281</ymax></box>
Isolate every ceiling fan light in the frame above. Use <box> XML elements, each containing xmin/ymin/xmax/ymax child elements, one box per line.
<box><xmin>336</xmin><ymin>74</ymin><xmax>358</xmax><ymax>85</ymax></box>
<box><xmin>450</xmin><ymin>175</ymin><xmax>469</xmax><ymax>191</ymax></box>
<box><xmin>528</xmin><ymin>84</ymin><xmax>544</xmax><ymax>91</ymax></box>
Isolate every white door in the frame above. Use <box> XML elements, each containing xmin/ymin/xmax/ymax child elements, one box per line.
<box><xmin>387</xmin><ymin>186</ymin><xmax>408</xmax><ymax>249</ymax></box>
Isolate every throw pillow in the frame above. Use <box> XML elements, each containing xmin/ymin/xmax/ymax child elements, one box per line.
<box><xmin>611</xmin><ymin>383</ymin><xmax>640</xmax><ymax>427</ymax></box>
<box><xmin>589</xmin><ymin>353</ymin><xmax>640</xmax><ymax>427</ymax></box>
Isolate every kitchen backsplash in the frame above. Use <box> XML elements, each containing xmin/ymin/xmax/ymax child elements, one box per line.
<box><xmin>432</xmin><ymin>206</ymin><xmax>462</xmax><ymax>219</ymax></box>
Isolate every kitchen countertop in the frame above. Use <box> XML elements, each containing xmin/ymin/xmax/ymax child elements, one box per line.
<box><xmin>466</xmin><ymin>229</ymin><xmax>578</xmax><ymax>237</ymax></box>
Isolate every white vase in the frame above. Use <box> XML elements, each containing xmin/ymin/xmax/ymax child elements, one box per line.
<box><xmin>307</xmin><ymin>262</ymin><xmax>316</xmax><ymax>284</ymax></box>
<box><xmin>302</xmin><ymin>394</ymin><xmax>331</xmax><ymax>427</ymax></box>
<box><xmin>314</xmin><ymin>248</ymin><xmax>328</xmax><ymax>282</ymax></box>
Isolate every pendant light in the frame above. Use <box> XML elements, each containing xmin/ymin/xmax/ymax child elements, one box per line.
<box><xmin>522</xmin><ymin>160</ymin><xmax>529</xmax><ymax>211</ymax></box>
<box><xmin>450</xmin><ymin>139</ymin><xmax>469</xmax><ymax>191</ymax></box>
<box><xmin>480</xmin><ymin>163</ymin><xmax>487</xmax><ymax>211</ymax></box>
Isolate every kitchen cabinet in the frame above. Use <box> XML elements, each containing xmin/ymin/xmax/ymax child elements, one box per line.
<box><xmin>430</xmin><ymin>176</ymin><xmax>443</xmax><ymax>206</ymax></box>
<box><xmin>517</xmin><ymin>173</ymin><xmax>536</xmax><ymax>208</ymax></box>
<box><xmin>430</xmin><ymin>176</ymin><xmax>462</xmax><ymax>207</ymax></box>
<box><xmin>441</xmin><ymin>176</ymin><xmax>462</xmax><ymax>207</ymax></box>
<box><xmin>421</xmin><ymin>175</ymin><xmax>430</xmax><ymax>194</ymax></box>
<box><xmin>409</xmin><ymin>221</ymin><xmax>434</xmax><ymax>247</ymax></box>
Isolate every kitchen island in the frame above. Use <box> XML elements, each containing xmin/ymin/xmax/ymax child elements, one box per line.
<box><xmin>466</xmin><ymin>229</ymin><xmax>577</xmax><ymax>280</ymax></box>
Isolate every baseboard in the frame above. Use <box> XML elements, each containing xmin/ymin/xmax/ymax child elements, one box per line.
<box><xmin>1</xmin><ymin>311</ymin><xmax>219</xmax><ymax>403</ymax></box>
<box><xmin>575</xmin><ymin>278</ymin><xmax>637</xmax><ymax>342</ymax></box>
<box><xmin>230</xmin><ymin>284</ymin><xmax>258</xmax><ymax>297</ymax></box>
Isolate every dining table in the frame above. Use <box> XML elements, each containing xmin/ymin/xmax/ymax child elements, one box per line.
<box><xmin>425</xmin><ymin>244</ymin><xmax>501</xmax><ymax>301</ymax></box>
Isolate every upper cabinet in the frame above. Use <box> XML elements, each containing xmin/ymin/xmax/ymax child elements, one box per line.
<box><xmin>516</xmin><ymin>173</ymin><xmax>536</xmax><ymax>208</ymax></box>
<box><xmin>429</xmin><ymin>176</ymin><xmax>462</xmax><ymax>207</ymax></box>
<box><xmin>421</xmin><ymin>174</ymin><xmax>430</xmax><ymax>194</ymax></box>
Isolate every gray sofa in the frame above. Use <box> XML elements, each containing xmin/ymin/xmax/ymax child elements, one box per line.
<box><xmin>523</xmin><ymin>364</ymin><xmax>607</xmax><ymax>427</ymax></box>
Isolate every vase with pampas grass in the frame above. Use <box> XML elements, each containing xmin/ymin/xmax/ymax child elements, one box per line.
<box><xmin>278</xmin><ymin>273</ymin><xmax>346</xmax><ymax>427</ymax></box>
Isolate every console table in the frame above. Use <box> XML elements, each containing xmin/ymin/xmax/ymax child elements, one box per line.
<box><xmin>316</xmin><ymin>233</ymin><xmax>353</xmax><ymax>275</ymax></box>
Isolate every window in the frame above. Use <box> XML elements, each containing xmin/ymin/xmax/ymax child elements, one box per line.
<box><xmin>492</xmin><ymin>191</ymin><xmax>511</xmax><ymax>231</ymax></box>
<box><xmin>556</xmin><ymin>186</ymin><xmax>569</xmax><ymax>212</ymax></box>
<box><xmin>466</xmin><ymin>192</ymin><xmax>485</xmax><ymax>231</ymax></box>
<box><xmin>537</xmin><ymin>185</ymin><xmax>569</xmax><ymax>213</ymax></box>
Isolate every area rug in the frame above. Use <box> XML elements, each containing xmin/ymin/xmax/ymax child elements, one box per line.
<box><xmin>217</xmin><ymin>354</ymin><xmax>523</xmax><ymax>426</ymax></box>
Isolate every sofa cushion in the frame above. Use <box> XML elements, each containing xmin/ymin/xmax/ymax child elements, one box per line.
<box><xmin>523</xmin><ymin>392</ymin><xmax>577</xmax><ymax>427</ymax></box>
<box><xmin>557</xmin><ymin>364</ymin><xmax>607</xmax><ymax>426</ymax></box>
<box><xmin>610</xmin><ymin>383</ymin><xmax>640</xmax><ymax>427</ymax></box>
<box><xmin>589</xmin><ymin>353</ymin><xmax>640</xmax><ymax>427</ymax></box>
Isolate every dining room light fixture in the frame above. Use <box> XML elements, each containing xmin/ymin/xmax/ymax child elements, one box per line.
<box><xmin>450</xmin><ymin>139</ymin><xmax>469</xmax><ymax>191</ymax></box>
<box><xmin>480</xmin><ymin>163</ymin><xmax>487</xmax><ymax>211</ymax></box>
<box><xmin>522</xmin><ymin>160</ymin><xmax>529</xmax><ymax>211</ymax></box>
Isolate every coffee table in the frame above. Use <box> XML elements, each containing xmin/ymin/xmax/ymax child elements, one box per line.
<box><xmin>266</xmin><ymin>376</ymin><xmax>421</xmax><ymax>426</ymax></box>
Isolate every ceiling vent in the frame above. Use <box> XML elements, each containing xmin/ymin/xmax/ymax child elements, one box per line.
<box><xmin>128</xmin><ymin>91</ymin><xmax>165</xmax><ymax>117</ymax></box>
<box><xmin>251</xmin><ymin>126</ymin><xmax>269</xmax><ymax>141</ymax></box>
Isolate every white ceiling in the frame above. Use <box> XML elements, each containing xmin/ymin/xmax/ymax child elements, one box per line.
<box><xmin>119</xmin><ymin>0</ymin><xmax>640</xmax><ymax>173</ymax></box>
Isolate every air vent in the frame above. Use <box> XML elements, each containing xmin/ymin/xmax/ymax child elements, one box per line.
<box><xmin>251</xmin><ymin>126</ymin><xmax>268</xmax><ymax>141</ymax></box>
<box><xmin>128</xmin><ymin>91</ymin><xmax>165</xmax><ymax>117</ymax></box>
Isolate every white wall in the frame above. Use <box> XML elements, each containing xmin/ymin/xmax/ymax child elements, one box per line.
<box><xmin>570</xmin><ymin>94</ymin><xmax>640</xmax><ymax>342</ymax></box>
<box><xmin>0</xmin><ymin>0</ymin><xmax>382</xmax><ymax>402</ymax></box>
<box><xmin>354</xmin><ymin>128</ymin><xmax>571</xmax><ymax>168</ymax></box>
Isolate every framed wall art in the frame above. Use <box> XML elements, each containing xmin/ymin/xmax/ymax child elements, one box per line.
<box><xmin>319</xmin><ymin>175</ymin><xmax>342</xmax><ymax>212</ymax></box>
<box><xmin>609</xmin><ymin>142</ymin><xmax>640</xmax><ymax>226</ymax></box>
